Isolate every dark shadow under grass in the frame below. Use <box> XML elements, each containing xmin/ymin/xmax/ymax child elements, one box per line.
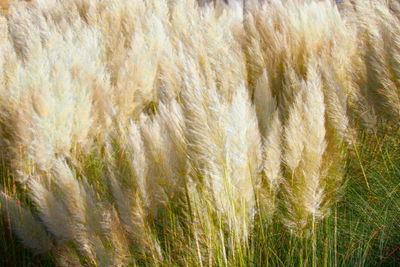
<box><xmin>0</xmin><ymin>155</ymin><xmax>55</xmax><ymax>266</ymax></box>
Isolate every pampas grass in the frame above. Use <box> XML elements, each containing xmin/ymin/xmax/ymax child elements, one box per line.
<box><xmin>1</xmin><ymin>0</ymin><xmax>400</xmax><ymax>265</ymax></box>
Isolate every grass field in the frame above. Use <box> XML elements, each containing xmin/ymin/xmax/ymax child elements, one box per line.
<box><xmin>2</xmin><ymin>125</ymin><xmax>400</xmax><ymax>266</ymax></box>
<box><xmin>1</xmin><ymin>0</ymin><xmax>400</xmax><ymax>266</ymax></box>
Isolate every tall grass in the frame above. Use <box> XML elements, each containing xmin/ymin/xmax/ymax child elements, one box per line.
<box><xmin>1</xmin><ymin>0</ymin><xmax>400</xmax><ymax>266</ymax></box>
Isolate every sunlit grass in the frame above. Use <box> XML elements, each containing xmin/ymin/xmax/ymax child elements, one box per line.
<box><xmin>1</xmin><ymin>0</ymin><xmax>400</xmax><ymax>266</ymax></box>
<box><xmin>2</xmin><ymin>126</ymin><xmax>400</xmax><ymax>266</ymax></box>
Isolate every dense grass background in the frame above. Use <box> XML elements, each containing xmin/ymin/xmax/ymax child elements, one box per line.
<box><xmin>1</xmin><ymin>0</ymin><xmax>400</xmax><ymax>265</ymax></box>
<box><xmin>1</xmin><ymin>124</ymin><xmax>400</xmax><ymax>266</ymax></box>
